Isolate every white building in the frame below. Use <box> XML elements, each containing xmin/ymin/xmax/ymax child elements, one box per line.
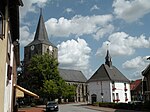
<box><xmin>87</xmin><ymin>50</ymin><xmax>131</xmax><ymax>103</ymax></box>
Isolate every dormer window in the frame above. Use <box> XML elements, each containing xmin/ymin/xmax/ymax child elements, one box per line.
<box><xmin>0</xmin><ymin>11</ymin><xmax>4</xmax><ymax>39</ymax></box>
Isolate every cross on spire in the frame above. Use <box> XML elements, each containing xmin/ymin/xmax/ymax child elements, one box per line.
<box><xmin>40</xmin><ymin>8</ymin><xmax>42</xmax><ymax>15</ymax></box>
<box><xmin>105</xmin><ymin>44</ymin><xmax>112</xmax><ymax>67</ymax></box>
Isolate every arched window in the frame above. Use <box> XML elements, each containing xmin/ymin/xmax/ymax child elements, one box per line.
<box><xmin>0</xmin><ymin>11</ymin><xmax>4</xmax><ymax>38</ymax></box>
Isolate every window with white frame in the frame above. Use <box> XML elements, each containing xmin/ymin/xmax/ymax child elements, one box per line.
<box><xmin>116</xmin><ymin>93</ymin><xmax>119</xmax><ymax>100</ymax></box>
<box><xmin>112</xmin><ymin>93</ymin><xmax>115</xmax><ymax>102</ymax></box>
<box><xmin>125</xmin><ymin>93</ymin><xmax>128</xmax><ymax>101</ymax></box>
<box><xmin>124</xmin><ymin>83</ymin><xmax>127</xmax><ymax>91</ymax></box>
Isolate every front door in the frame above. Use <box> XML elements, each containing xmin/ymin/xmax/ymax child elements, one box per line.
<box><xmin>91</xmin><ymin>94</ymin><xmax>97</xmax><ymax>104</ymax></box>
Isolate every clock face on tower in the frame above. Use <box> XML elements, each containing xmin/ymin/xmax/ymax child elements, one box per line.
<box><xmin>49</xmin><ymin>46</ymin><xmax>53</xmax><ymax>51</ymax></box>
<box><xmin>30</xmin><ymin>45</ymin><xmax>35</xmax><ymax>51</ymax></box>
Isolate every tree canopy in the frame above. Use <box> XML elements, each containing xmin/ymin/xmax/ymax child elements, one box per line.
<box><xmin>23</xmin><ymin>53</ymin><xmax>76</xmax><ymax>101</ymax></box>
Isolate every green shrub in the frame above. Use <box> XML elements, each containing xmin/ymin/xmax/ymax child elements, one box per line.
<box><xmin>98</xmin><ymin>102</ymin><xmax>116</xmax><ymax>108</ymax></box>
<box><xmin>31</xmin><ymin>103</ymin><xmax>36</xmax><ymax>107</ymax></box>
<box><xmin>93</xmin><ymin>102</ymin><xmax>99</xmax><ymax>106</ymax></box>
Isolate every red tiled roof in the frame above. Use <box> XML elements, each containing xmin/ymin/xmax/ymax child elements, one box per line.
<box><xmin>130</xmin><ymin>79</ymin><xmax>142</xmax><ymax>91</ymax></box>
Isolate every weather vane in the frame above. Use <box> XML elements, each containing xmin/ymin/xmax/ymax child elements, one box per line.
<box><xmin>106</xmin><ymin>43</ymin><xmax>109</xmax><ymax>51</ymax></box>
<box><xmin>40</xmin><ymin>8</ymin><xmax>42</xmax><ymax>15</ymax></box>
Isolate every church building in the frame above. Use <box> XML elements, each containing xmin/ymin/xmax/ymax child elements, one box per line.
<box><xmin>87</xmin><ymin>50</ymin><xmax>131</xmax><ymax>103</ymax></box>
<box><xmin>23</xmin><ymin>11</ymin><xmax>87</xmax><ymax>102</ymax></box>
<box><xmin>59</xmin><ymin>68</ymin><xmax>87</xmax><ymax>102</ymax></box>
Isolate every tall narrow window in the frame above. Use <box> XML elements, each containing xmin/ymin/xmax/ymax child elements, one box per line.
<box><xmin>112</xmin><ymin>81</ymin><xmax>116</xmax><ymax>91</ymax></box>
<box><xmin>116</xmin><ymin>93</ymin><xmax>120</xmax><ymax>102</ymax></box>
<box><xmin>124</xmin><ymin>83</ymin><xmax>127</xmax><ymax>91</ymax></box>
<box><xmin>7</xmin><ymin>65</ymin><xmax>12</xmax><ymax>80</ymax></box>
<box><xmin>112</xmin><ymin>93</ymin><xmax>115</xmax><ymax>102</ymax></box>
<box><xmin>125</xmin><ymin>93</ymin><xmax>128</xmax><ymax>101</ymax></box>
<box><xmin>0</xmin><ymin>12</ymin><xmax>4</xmax><ymax>38</ymax></box>
<box><xmin>7</xmin><ymin>32</ymin><xmax>11</xmax><ymax>59</ymax></box>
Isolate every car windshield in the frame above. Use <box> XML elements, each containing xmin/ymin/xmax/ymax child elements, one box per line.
<box><xmin>47</xmin><ymin>102</ymin><xmax>57</xmax><ymax>105</ymax></box>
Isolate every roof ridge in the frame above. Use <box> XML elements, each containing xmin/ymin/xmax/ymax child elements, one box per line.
<box><xmin>88</xmin><ymin>64</ymin><xmax>129</xmax><ymax>83</ymax></box>
<box><xmin>59</xmin><ymin>68</ymin><xmax>81</xmax><ymax>72</ymax></box>
<box><xmin>103</xmin><ymin>64</ymin><xmax>112</xmax><ymax>81</ymax></box>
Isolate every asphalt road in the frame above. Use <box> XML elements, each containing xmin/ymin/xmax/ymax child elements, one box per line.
<box><xmin>58</xmin><ymin>103</ymin><xmax>102</xmax><ymax>112</ymax></box>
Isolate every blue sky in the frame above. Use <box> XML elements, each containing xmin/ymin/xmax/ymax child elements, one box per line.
<box><xmin>19</xmin><ymin>0</ymin><xmax>150</xmax><ymax>80</ymax></box>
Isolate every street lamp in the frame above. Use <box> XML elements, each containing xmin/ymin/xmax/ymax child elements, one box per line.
<box><xmin>101</xmin><ymin>92</ymin><xmax>103</xmax><ymax>102</ymax></box>
<box><xmin>0</xmin><ymin>11</ymin><xmax>4</xmax><ymax>39</ymax></box>
<box><xmin>100</xmin><ymin>81</ymin><xmax>104</xmax><ymax>102</ymax></box>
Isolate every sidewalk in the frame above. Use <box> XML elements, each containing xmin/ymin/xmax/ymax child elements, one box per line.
<box><xmin>84</xmin><ymin>105</ymin><xmax>149</xmax><ymax>112</ymax></box>
<box><xmin>18</xmin><ymin>106</ymin><xmax>44</xmax><ymax>112</ymax></box>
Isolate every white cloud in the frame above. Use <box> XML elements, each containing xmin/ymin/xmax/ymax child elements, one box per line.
<box><xmin>90</xmin><ymin>5</ymin><xmax>100</xmax><ymax>11</ymax></box>
<box><xmin>20</xmin><ymin>26</ymin><xmax>34</xmax><ymax>46</ymax></box>
<box><xmin>20</xmin><ymin>0</ymin><xmax>49</xmax><ymax>19</ymax></box>
<box><xmin>129</xmin><ymin>71</ymin><xmax>143</xmax><ymax>80</ymax></box>
<box><xmin>93</xmin><ymin>24</ymin><xmax>114</xmax><ymax>40</ymax></box>
<box><xmin>20</xmin><ymin>14</ymin><xmax>113</xmax><ymax>47</ymax></box>
<box><xmin>122</xmin><ymin>56</ymin><xmax>149</xmax><ymax>69</ymax></box>
<box><xmin>64</xmin><ymin>8</ymin><xmax>74</xmax><ymax>14</ymax></box>
<box><xmin>122</xmin><ymin>56</ymin><xmax>149</xmax><ymax>80</ymax></box>
<box><xmin>57</xmin><ymin>38</ymin><xmax>92</xmax><ymax>78</ymax></box>
<box><xmin>45</xmin><ymin>14</ymin><xmax>113</xmax><ymax>39</ymax></box>
<box><xmin>96</xmin><ymin>32</ymin><xmax>150</xmax><ymax>56</ymax></box>
<box><xmin>113</xmin><ymin>0</ymin><xmax>150</xmax><ymax>22</ymax></box>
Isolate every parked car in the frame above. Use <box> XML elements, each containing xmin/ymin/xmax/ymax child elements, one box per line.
<box><xmin>46</xmin><ymin>101</ymin><xmax>59</xmax><ymax>112</ymax></box>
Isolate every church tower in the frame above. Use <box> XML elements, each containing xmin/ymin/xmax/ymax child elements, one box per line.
<box><xmin>105</xmin><ymin>49</ymin><xmax>112</xmax><ymax>67</ymax></box>
<box><xmin>24</xmin><ymin>10</ymin><xmax>58</xmax><ymax>65</ymax></box>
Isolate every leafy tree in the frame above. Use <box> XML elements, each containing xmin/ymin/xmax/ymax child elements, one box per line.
<box><xmin>62</xmin><ymin>83</ymin><xmax>76</xmax><ymax>102</ymax></box>
<box><xmin>25</xmin><ymin>53</ymin><xmax>76</xmax><ymax>101</ymax></box>
<box><xmin>27</xmin><ymin>53</ymin><xmax>60</xmax><ymax>95</ymax></box>
<box><xmin>42</xmin><ymin>77</ymin><xmax>76</xmax><ymax>100</ymax></box>
<box><xmin>42</xmin><ymin>80</ymin><xmax>58</xmax><ymax>100</ymax></box>
<box><xmin>66</xmin><ymin>84</ymin><xmax>76</xmax><ymax>100</ymax></box>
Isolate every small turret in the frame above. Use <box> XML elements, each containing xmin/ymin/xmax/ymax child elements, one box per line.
<box><xmin>105</xmin><ymin>49</ymin><xmax>112</xmax><ymax>67</ymax></box>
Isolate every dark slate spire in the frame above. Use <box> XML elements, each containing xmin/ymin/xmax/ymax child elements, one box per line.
<box><xmin>105</xmin><ymin>49</ymin><xmax>112</xmax><ymax>67</ymax></box>
<box><xmin>34</xmin><ymin>9</ymin><xmax>49</xmax><ymax>41</ymax></box>
<box><xmin>26</xmin><ymin>9</ymin><xmax>57</xmax><ymax>47</ymax></box>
